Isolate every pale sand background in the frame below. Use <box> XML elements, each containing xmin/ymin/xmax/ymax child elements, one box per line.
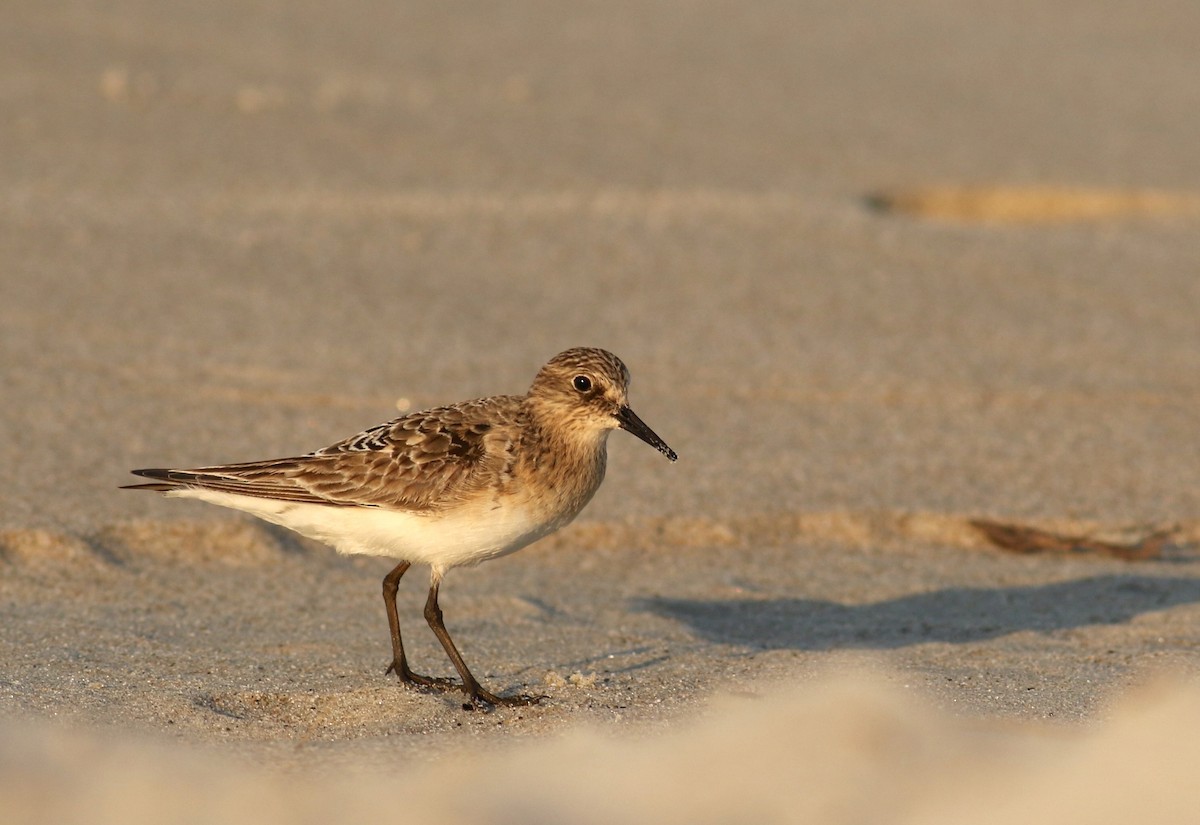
<box><xmin>4</xmin><ymin>1</ymin><xmax>1200</xmax><ymax>821</ymax></box>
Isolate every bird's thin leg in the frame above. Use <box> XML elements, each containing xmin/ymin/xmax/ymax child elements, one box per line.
<box><xmin>422</xmin><ymin>576</ymin><xmax>545</xmax><ymax>710</ymax></box>
<box><xmin>381</xmin><ymin>561</ymin><xmax>457</xmax><ymax>690</ymax></box>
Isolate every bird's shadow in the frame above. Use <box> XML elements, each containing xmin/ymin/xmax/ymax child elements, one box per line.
<box><xmin>636</xmin><ymin>574</ymin><xmax>1200</xmax><ymax>651</ymax></box>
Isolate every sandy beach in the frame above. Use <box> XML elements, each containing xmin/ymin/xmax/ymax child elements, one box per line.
<box><xmin>4</xmin><ymin>1</ymin><xmax>1200</xmax><ymax>821</ymax></box>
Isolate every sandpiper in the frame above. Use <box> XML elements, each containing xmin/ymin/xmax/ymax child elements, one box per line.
<box><xmin>123</xmin><ymin>347</ymin><xmax>677</xmax><ymax>709</ymax></box>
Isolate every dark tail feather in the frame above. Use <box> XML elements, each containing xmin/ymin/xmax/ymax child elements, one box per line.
<box><xmin>121</xmin><ymin>468</ymin><xmax>182</xmax><ymax>492</ymax></box>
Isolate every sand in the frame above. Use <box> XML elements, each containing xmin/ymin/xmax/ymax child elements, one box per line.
<box><xmin>4</xmin><ymin>1</ymin><xmax>1200</xmax><ymax>822</ymax></box>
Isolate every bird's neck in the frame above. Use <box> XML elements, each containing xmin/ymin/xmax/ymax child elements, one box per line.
<box><xmin>520</xmin><ymin>406</ymin><xmax>609</xmax><ymax>516</ymax></box>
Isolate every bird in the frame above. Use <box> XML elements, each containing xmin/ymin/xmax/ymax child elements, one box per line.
<box><xmin>123</xmin><ymin>347</ymin><xmax>677</xmax><ymax>709</ymax></box>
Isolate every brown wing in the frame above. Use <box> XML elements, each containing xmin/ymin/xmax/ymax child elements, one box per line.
<box><xmin>127</xmin><ymin>396</ymin><xmax>523</xmax><ymax>512</ymax></box>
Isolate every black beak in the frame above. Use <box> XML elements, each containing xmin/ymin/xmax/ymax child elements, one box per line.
<box><xmin>615</xmin><ymin>405</ymin><xmax>678</xmax><ymax>462</ymax></box>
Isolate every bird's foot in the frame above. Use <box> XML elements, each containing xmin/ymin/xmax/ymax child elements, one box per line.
<box><xmin>386</xmin><ymin>660</ymin><xmax>460</xmax><ymax>692</ymax></box>
<box><xmin>461</xmin><ymin>685</ymin><xmax>547</xmax><ymax>712</ymax></box>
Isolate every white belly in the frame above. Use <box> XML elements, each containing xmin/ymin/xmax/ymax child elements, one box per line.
<box><xmin>170</xmin><ymin>489</ymin><xmax>572</xmax><ymax>575</ymax></box>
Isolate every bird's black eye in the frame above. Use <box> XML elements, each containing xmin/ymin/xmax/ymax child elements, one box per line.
<box><xmin>573</xmin><ymin>375</ymin><xmax>592</xmax><ymax>393</ymax></box>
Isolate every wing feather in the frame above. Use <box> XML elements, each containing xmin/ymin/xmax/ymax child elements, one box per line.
<box><xmin>129</xmin><ymin>396</ymin><xmax>522</xmax><ymax>512</ymax></box>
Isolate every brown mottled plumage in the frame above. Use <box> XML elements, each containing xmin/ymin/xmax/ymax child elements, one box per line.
<box><xmin>124</xmin><ymin>347</ymin><xmax>676</xmax><ymax>709</ymax></box>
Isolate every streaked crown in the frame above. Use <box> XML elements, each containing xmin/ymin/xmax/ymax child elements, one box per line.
<box><xmin>527</xmin><ymin>347</ymin><xmax>631</xmax><ymax>426</ymax></box>
<box><xmin>525</xmin><ymin>347</ymin><xmax>675</xmax><ymax>463</ymax></box>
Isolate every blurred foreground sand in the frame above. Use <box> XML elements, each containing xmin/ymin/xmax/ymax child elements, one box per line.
<box><xmin>6</xmin><ymin>670</ymin><xmax>1200</xmax><ymax>825</ymax></box>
